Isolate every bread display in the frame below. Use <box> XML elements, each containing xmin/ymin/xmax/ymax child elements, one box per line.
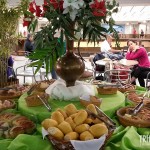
<box><xmin>80</xmin><ymin>95</ymin><xmax>102</xmax><ymax>107</ymax></box>
<box><xmin>25</xmin><ymin>92</ymin><xmax>49</xmax><ymax>107</ymax></box>
<box><xmin>42</xmin><ymin>103</ymin><xmax>110</xmax><ymax>146</ymax></box>
<box><xmin>118</xmin><ymin>84</ymin><xmax>135</xmax><ymax>93</ymax></box>
<box><xmin>0</xmin><ymin>113</ymin><xmax>36</xmax><ymax>138</ymax></box>
<box><xmin>117</xmin><ymin>106</ymin><xmax>150</xmax><ymax>127</ymax></box>
<box><xmin>0</xmin><ymin>99</ymin><xmax>15</xmax><ymax>112</ymax></box>
<box><xmin>127</xmin><ymin>91</ymin><xmax>150</xmax><ymax>105</ymax></box>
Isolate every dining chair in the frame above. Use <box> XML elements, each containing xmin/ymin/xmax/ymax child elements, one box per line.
<box><xmin>15</xmin><ymin>60</ymin><xmax>46</xmax><ymax>83</ymax></box>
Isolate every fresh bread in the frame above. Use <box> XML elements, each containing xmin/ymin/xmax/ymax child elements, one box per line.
<box><xmin>92</xmin><ymin>118</ymin><xmax>103</xmax><ymax>124</ymax></box>
<box><xmin>64</xmin><ymin>104</ymin><xmax>77</xmax><ymax>116</ymax></box>
<box><xmin>65</xmin><ymin>117</ymin><xmax>76</xmax><ymax>130</ymax></box>
<box><xmin>51</xmin><ymin>111</ymin><xmax>64</xmax><ymax>124</ymax></box>
<box><xmin>75</xmin><ymin>124</ymin><xmax>90</xmax><ymax>134</ymax></box>
<box><xmin>86</xmin><ymin>104</ymin><xmax>97</xmax><ymax>114</ymax></box>
<box><xmin>89</xmin><ymin>123</ymin><xmax>108</xmax><ymax>138</ymax></box>
<box><xmin>84</xmin><ymin>118</ymin><xmax>93</xmax><ymax>124</ymax></box>
<box><xmin>80</xmin><ymin>131</ymin><xmax>94</xmax><ymax>141</ymax></box>
<box><xmin>64</xmin><ymin>132</ymin><xmax>79</xmax><ymax>141</ymax></box>
<box><xmin>48</xmin><ymin>127</ymin><xmax>64</xmax><ymax>140</ymax></box>
<box><xmin>56</xmin><ymin>108</ymin><xmax>68</xmax><ymax>119</ymax></box>
<box><xmin>42</xmin><ymin>119</ymin><xmax>58</xmax><ymax>130</ymax></box>
<box><xmin>74</xmin><ymin>110</ymin><xmax>88</xmax><ymax>126</ymax></box>
<box><xmin>58</xmin><ymin>121</ymin><xmax>73</xmax><ymax>134</ymax></box>
<box><xmin>9</xmin><ymin>126</ymin><xmax>24</xmax><ymax>138</ymax></box>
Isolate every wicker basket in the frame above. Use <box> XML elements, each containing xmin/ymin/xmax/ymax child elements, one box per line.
<box><xmin>0</xmin><ymin>91</ymin><xmax>22</xmax><ymax>100</ymax></box>
<box><xmin>0</xmin><ymin>99</ymin><xmax>16</xmax><ymax>112</ymax></box>
<box><xmin>117</xmin><ymin>106</ymin><xmax>150</xmax><ymax>128</ymax></box>
<box><xmin>25</xmin><ymin>93</ymin><xmax>49</xmax><ymax>107</ymax></box>
<box><xmin>80</xmin><ymin>95</ymin><xmax>102</xmax><ymax>107</ymax></box>
<box><xmin>0</xmin><ymin>79</ymin><xmax>19</xmax><ymax>88</ymax></box>
<box><xmin>118</xmin><ymin>84</ymin><xmax>136</xmax><ymax>93</ymax></box>
<box><xmin>97</xmin><ymin>87</ymin><xmax>117</xmax><ymax>95</ymax></box>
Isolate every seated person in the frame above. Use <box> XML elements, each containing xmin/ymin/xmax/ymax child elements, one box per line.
<box><xmin>101</xmin><ymin>35</ymin><xmax>124</xmax><ymax>60</ymax></box>
<box><xmin>24</xmin><ymin>34</ymin><xmax>35</xmax><ymax>55</ymax></box>
<box><xmin>126</xmin><ymin>39</ymin><xmax>150</xmax><ymax>87</ymax></box>
<box><xmin>7</xmin><ymin>56</ymin><xmax>15</xmax><ymax>80</ymax></box>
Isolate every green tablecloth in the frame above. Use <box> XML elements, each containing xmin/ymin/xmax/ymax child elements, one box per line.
<box><xmin>1</xmin><ymin>86</ymin><xmax>150</xmax><ymax>150</ymax></box>
<box><xmin>18</xmin><ymin>91</ymin><xmax>125</xmax><ymax>122</ymax></box>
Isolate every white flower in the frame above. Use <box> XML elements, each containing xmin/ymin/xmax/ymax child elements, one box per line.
<box><xmin>63</xmin><ymin>0</ymin><xmax>85</xmax><ymax>21</ymax></box>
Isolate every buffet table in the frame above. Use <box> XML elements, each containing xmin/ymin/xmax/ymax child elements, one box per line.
<box><xmin>1</xmin><ymin>86</ymin><xmax>150</xmax><ymax>150</ymax></box>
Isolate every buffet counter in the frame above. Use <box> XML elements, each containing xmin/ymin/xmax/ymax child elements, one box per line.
<box><xmin>1</xmin><ymin>86</ymin><xmax>150</xmax><ymax>150</ymax></box>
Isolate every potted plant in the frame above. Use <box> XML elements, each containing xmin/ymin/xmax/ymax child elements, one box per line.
<box><xmin>24</xmin><ymin>0</ymin><xmax>119</xmax><ymax>87</ymax></box>
<box><xmin>0</xmin><ymin>0</ymin><xmax>29</xmax><ymax>87</ymax></box>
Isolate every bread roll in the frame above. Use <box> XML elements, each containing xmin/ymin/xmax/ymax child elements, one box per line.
<box><xmin>80</xmin><ymin>131</ymin><xmax>94</xmax><ymax>141</ymax></box>
<box><xmin>64</xmin><ymin>104</ymin><xmax>77</xmax><ymax>116</ymax></box>
<box><xmin>89</xmin><ymin>123</ymin><xmax>108</xmax><ymax>138</ymax></box>
<box><xmin>75</xmin><ymin>124</ymin><xmax>90</xmax><ymax>134</ymax></box>
<box><xmin>70</xmin><ymin>113</ymin><xmax>78</xmax><ymax>119</ymax></box>
<box><xmin>42</xmin><ymin>119</ymin><xmax>58</xmax><ymax>130</ymax></box>
<box><xmin>48</xmin><ymin>127</ymin><xmax>64</xmax><ymax>140</ymax></box>
<box><xmin>84</xmin><ymin>117</ymin><xmax>93</xmax><ymax>124</ymax></box>
<box><xmin>56</xmin><ymin>108</ymin><xmax>68</xmax><ymax>119</ymax></box>
<box><xmin>86</xmin><ymin>104</ymin><xmax>97</xmax><ymax>114</ymax></box>
<box><xmin>65</xmin><ymin>117</ymin><xmax>76</xmax><ymax>130</ymax></box>
<box><xmin>64</xmin><ymin>132</ymin><xmax>79</xmax><ymax>141</ymax></box>
<box><xmin>58</xmin><ymin>121</ymin><xmax>73</xmax><ymax>134</ymax></box>
<box><xmin>51</xmin><ymin>111</ymin><xmax>64</xmax><ymax>124</ymax></box>
<box><xmin>92</xmin><ymin>118</ymin><xmax>103</xmax><ymax>124</ymax></box>
<box><xmin>74</xmin><ymin>110</ymin><xmax>88</xmax><ymax>126</ymax></box>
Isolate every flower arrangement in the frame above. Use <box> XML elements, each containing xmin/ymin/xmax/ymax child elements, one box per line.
<box><xmin>24</xmin><ymin>0</ymin><xmax>119</xmax><ymax>75</ymax></box>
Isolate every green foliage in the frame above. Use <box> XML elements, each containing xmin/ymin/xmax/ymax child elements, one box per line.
<box><xmin>0</xmin><ymin>0</ymin><xmax>30</xmax><ymax>56</ymax></box>
<box><xmin>26</xmin><ymin>0</ymin><xmax>120</xmax><ymax>75</ymax></box>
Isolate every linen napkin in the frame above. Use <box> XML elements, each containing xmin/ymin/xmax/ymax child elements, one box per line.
<box><xmin>45</xmin><ymin>79</ymin><xmax>95</xmax><ymax>100</ymax></box>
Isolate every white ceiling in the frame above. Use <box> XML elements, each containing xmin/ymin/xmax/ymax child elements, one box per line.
<box><xmin>7</xmin><ymin>0</ymin><xmax>150</xmax><ymax>22</ymax></box>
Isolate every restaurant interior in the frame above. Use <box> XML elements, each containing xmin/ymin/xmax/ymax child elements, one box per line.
<box><xmin>0</xmin><ymin>0</ymin><xmax>150</xmax><ymax>150</ymax></box>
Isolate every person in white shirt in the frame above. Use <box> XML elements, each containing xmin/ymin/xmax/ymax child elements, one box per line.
<box><xmin>101</xmin><ymin>35</ymin><xmax>123</xmax><ymax>60</ymax></box>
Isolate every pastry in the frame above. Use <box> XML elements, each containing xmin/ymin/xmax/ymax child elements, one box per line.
<box><xmin>80</xmin><ymin>131</ymin><xmax>94</xmax><ymax>141</ymax></box>
<box><xmin>64</xmin><ymin>104</ymin><xmax>77</xmax><ymax>116</ymax></box>
<box><xmin>64</xmin><ymin>132</ymin><xmax>79</xmax><ymax>141</ymax></box>
<box><xmin>89</xmin><ymin>123</ymin><xmax>108</xmax><ymax>138</ymax></box>
<box><xmin>86</xmin><ymin>104</ymin><xmax>97</xmax><ymax>115</ymax></box>
<box><xmin>48</xmin><ymin>127</ymin><xmax>64</xmax><ymax>140</ymax></box>
<box><xmin>65</xmin><ymin>117</ymin><xmax>76</xmax><ymax>130</ymax></box>
<box><xmin>75</xmin><ymin>124</ymin><xmax>90</xmax><ymax>134</ymax></box>
<box><xmin>9</xmin><ymin>126</ymin><xmax>24</xmax><ymax>138</ymax></box>
<box><xmin>42</xmin><ymin>119</ymin><xmax>58</xmax><ymax>130</ymax></box>
<box><xmin>56</xmin><ymin>108</ymin><xmax>68</xmax><ymax>119</ymax></box>
<box><xmin>74</xmin><ymin>110</ymin><xmax>88</xmax><ymax>125</ymax></box>
<box><xmin>51</xmin><ymin>111</ymin><xmax>64</xmax><ymax>124</ymax></box>
<box><xmin>58</xmin><ymin>121</ymin><xmax>73</xmax><ymax>134</ymax></box>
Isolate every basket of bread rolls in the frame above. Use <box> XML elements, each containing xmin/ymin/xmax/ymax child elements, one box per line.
<box><xmin>42</xmin><ymin>104</ymin><xmax>116</xmax><ymax>150</ymax></box>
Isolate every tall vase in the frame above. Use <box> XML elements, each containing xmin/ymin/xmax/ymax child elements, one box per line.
<box><xmin>55</xmin><ymin>23</ymin><xmax>85</xmax><ymax>87</ymax></box>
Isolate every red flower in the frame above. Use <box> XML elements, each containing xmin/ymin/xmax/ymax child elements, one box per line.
<box><xmin>23</xmin><ymin>19</ymin><xmax>31</xmax><ymax>27</ymax></box>
<box><xmin>36</xmin><ymin>5</ymin><xmax>42</xmax><ymax>17</ymax></box>
<box><xmin>90</xmin><ymin>0</ymin><xmax>106</xmax><ymax>17</ymax></box>
<box><xmin>50</xmin><ymin>0</ymin><xmax>63</xmax><ymax>11</ymax></box>
<box><xmin>29</xmin><ymin>1</ymin><xmax>36</xmax><ymax>14</ymax></box>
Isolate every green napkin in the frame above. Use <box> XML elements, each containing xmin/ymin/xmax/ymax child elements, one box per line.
<box><xmin>105</xmin><ymin>126</ymin><xmax>150</xmax><ymax>150</ymax></box>
<box><xmin>0</xmin><ymin>139</ymin><xmax>12</xmax><ymax>150</ymax></box>
<box><xmin>7</xmin><ymin>134</ymin><xmax>52</xmax><ymax>150</ymax></box>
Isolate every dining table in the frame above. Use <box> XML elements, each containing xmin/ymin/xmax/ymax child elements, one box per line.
<box><xmin>1</xmin><ymin>86</ymin><xmax>150</xmax><ymax>150</ymax></box>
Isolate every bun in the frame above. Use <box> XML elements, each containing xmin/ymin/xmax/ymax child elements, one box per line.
<box><xmin>9</xmin><ymin>126</ymin><xmax>24</xmax><ymax>138</ymax></box>
<box><xmin>64</xmin><ymin>104</ymin><xmax>77</xmax><ymax>116</ymax></box>
<box><xmin>42</xmin><ymin>119</ymin><xmax>58</xmax><ymax>130</ymax></box>
<box><xmin>58</xmin><ymin>121</ymin><xmax>73</xmax><ymax>134</ymax></box>
<box><xmin>65</xmin><ymin>117</ymin><xmax>76</xmax><ymax>130</ymax></box>
<box><xmin>75</xmin><ymin>124</ymin><xmax>90</xmax><ymax>134</ymax></box>
<box><xmin>74</xmin><ymin>110</ymin><xmax>88</xmax><ymax>126</ymax></box>
<box><xmin>89</xmin><ymin>123</ymin><xmax>108</xmax><ymax>138</ymax></box>
<box><xmin>56</xmin><ymin>108</ymin><xmax>68</xmax><ymax>119</ymax></box>
<box><xmin>64</xmin><ymin>132</ymin><xmax>79</xmax><ymax>141</ymax></box>
<box><xmin>48</xmin><ymin>127</ymin><xmax>64</xmax><ymax>140</ymax></box>
<box><xmin>80</xmin><ymin>131</ymin><xmax>94</xmax><ymax>141</ymax></box>
<box><xmin>51</xmin><ymin>111</ymin><xmax>64</xmax><ymax>124</ymax></box>
<box><xmin>86</xmin><ymin>104</ymin><xmax>97</xmax><ymax>114</ymax></box>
